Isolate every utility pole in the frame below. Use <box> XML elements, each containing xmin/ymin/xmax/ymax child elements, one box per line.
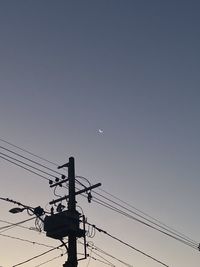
<box><xmin>44</xmin><ymin>157</ymin><xmax>101</xmax><ymax>267</ymax></box>
<box><xmin>63</xmin><ymin>157</ymin><xmax>77</xmax><ymax>267</ymax></box>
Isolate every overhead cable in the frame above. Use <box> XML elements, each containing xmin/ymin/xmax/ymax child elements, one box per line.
<box><xmin>0</xmin><ymin>232</ymin><xmax>57</xmax><ymax>249</ymax></box>
<box><xmin>86</xmin><ymin>222</ymin><xmax>169</xmax><ymax>267</ymax></box>
<box><xmin>34</xmin><ymin>253</ymin><xmax>66</xmax><ymax>267</ymax></box>
<box><xmin>92</xmin><ymin>191</ymin><xmax>198</xmax><ymax>246</ymax></box>
<box><xmin>87</xmin><ymin>242</ymin><xmax>133</xmax><ymax>267</ymax></box>
<box><xmin>91</xmin><ymin>196</ymin><xmax>199</xmax><ymax>250</ymax></box>
<box><xmin>0</xmin><ymin>155</ymin><xmax>50</xmax><ymax>181</ymax></box>
<box><xmin>0</xmin><ymin>145</ymin><xmax>63</xmax><ymax>176</ymax></box>
<box><xmin>0</xmin><ymin>217</ymin><xmax>35</xmax><ymax>233</ymax></box>
<box><xmin>12</xmin><ymin>243</ymin><xmax>65</xmax><ymax>267</ymax></box>
<box><xmin>98</xmin><ymin>187</ymin><xmax>196</xmax><ymax>244</ymax></box>
<box><xmin>0</xmin><ymin>137</ymin><xmax>58</xmax><ymax>166</ymax></box>
<box><xmin>0</xmin><ymin>152</ymin><xmax>59</xmax><ymax>180</ymax></box>
<box><xmin>1</xmin><ymin>138</ymin><xmax>198</xmax><ymax>252</ymax></box>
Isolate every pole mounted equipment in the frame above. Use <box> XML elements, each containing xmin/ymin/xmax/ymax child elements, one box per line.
<box><xmin>44</xmin><ymin>157</ymin><xmax>101</xmax><ymax>267</ymax></box>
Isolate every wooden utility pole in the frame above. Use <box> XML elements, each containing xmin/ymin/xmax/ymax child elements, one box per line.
<box><xmin>46</xmin><ymin>157</ymin><xmax>101</xmax><ymax>267</ymax></box>
<box><xmin>63</xmin><ymin>157</ymin><xmax>78</xmax><ymax>267</ymax></box>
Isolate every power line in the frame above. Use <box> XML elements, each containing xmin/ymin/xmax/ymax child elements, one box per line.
<box><xmin>80</xmin><ymin>243</ymin><xmax>117</xmax><ymax>267</ymax></box>
<box><xmin>13</xmin><ymin>243</ymin><xmax>65</xmax><ymax>267</ymax></box>
<box><xmin>0</xmin><ymin>219</ymin><xmax>29</xmax><ymax>231</ymax></box>
<box><xmin>1</xmin><ymin>138</ymin><xmax>198</xmax><ymax>254</ymax></box>
<box><xmin>87</xmin><ymin>242</ymin><xmax>133</xmax><ymax>267</ymax></box>
<box><xmin>0</xmin><ymin>218</ymin><xmax>48</xmax><ymax>236</ymax></box>
<box><xmin>91</xmin><ymin>196</ymin><xmax>199</xmax><ymax>250</ymax></box>
<box><xmin>96</xmin><ymin>197</ymin><xmax>197</xmax><ymax>246</ymax></box>
<box><xmin>0</xmin><ymin>138</ymin><xmax>191</xmax><ymax>239</ymax></box>
<box><xmin>0</xmin><ymin>137</ymin><xmax>58</xmax><ymax>166</ymax></box>
<box><xmin>98</xmin><ymin>187</ymin><xmax>196</xmax><ymax>244</ymax></box>
<box><xmin>0</xmin><ymin>145</ymin><xmax>63</xmax><ymax>176</ymax></box>
<box><xmin>89</xmin><ymin>251</ymin><xmax>115</xmax><ymax>267</ymax></box>
<box><xmin>34</xmin><ymin>253</ymin><xmax>66</xmax><ymax>267</ymax></box>
<box><xmin>76</xmin><ymin>177</ymin><xmax>197</xmax><ymax>248</ymax></box>
<box><xmin>0</xmin><ymin>155</ymin><xmax>50</xmax><ymax>181</ymax></box>
<box><xmin>87</xmin><ymin>222</ymin><xmax>169</xmax><ymax>267</ymax></box>
<box><xmin>1</xmin><ymin>216</ymin><xmax>132</xmax><ymax>267</ymax></box>
<box><xmin>1</xmin><ymin>138</ymin><xmax>196</xmax><ymax>248</ymax></box>
<box><xmin>0</xmin><ymin>152</ymin><xmax>59</xmax><ymax>180</ymax></box>
<box><xmin>75</xmin><ymin>186</ymin><xmax>199</xmax><ymax>251</ymax></box>
<box><xmin>78</xmin><ymin>240</ymin><xmax>133</xmax><ymax>267</ymax></box>
<box><xmin>75</xmin><ymin>181</ymin><xmax>199</xmax><ymax>250</ymax></box>
<box><xmin>0</xmin><ymin>217</ymin><xmax>36</xmax><ymax>233</ymax></box>
<box><xmin>74</xmin><ymin>176</ymin><xmax>199</xmax><ymax>250</ymax></box>
<box><xmin>90</xmin><ymin>256</ymin><xmax>115</xmax><ymax>266</ymax></box>
<box><xmin>1</xmin><ymin>148</ymin><xmax>198</xmax><ymax>250</ymax></box>
<box><xmin>0</xmin><ymin>196</ymin><xmax>35</xmax><ymax>210</ymax></box>
<box><xmin>0</xmin><ymin>232</ymin><xmax>57</xmax><ymax>249</ymax></box>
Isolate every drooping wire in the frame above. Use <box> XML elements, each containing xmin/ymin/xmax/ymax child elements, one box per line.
<box><xmin>76</xmin><ymin>176</ymin><xmax>91</xmax><ymax>187</ymax></box>
<box><xmin>75</xmin><ymin>179</ymin><xmax>88</xmax><ymax>189</ymax></box>
<box><xmin>85</xmin><ymin>223</ymin><xmax>96</xmax><ymax>238</ymax></box>
<box><xmin>53</xmin><ymin>186</ymin><xmax>62</xmax><ymax>198</ymax></box>
<box><xmin>35</xmin><ymin>217</ymin><xmax>44</xmax><ymax>232</ymax></box>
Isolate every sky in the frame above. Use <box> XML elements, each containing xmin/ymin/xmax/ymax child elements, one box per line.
<box><xmin>0</xmin><ymin>1</ymin><xmax>200</xmax><ymax>266</ymax></box>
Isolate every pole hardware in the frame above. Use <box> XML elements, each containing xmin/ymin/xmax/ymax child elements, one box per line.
<box><xmin>43</xmin><ymin>157</ymin><xmax>101</xmax><ymax>267</ymax></box>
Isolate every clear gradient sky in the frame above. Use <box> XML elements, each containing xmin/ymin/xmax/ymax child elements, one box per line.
<box><xmin>0</xmin><ymin>1</ymin><xmax>200</xmax><ymax>267</ymax></box>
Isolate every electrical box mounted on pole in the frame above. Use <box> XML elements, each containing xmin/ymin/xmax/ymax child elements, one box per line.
<box><xmin>43</xmin><ymin>157</ymin><xmax>101</xmax><ymax>267</ymax></box>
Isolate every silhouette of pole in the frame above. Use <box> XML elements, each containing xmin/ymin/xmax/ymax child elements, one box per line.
<box><xmin>63</xmin><ymin>157</ymin><xmax>78</xmax><ymax>267</ymax></box>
